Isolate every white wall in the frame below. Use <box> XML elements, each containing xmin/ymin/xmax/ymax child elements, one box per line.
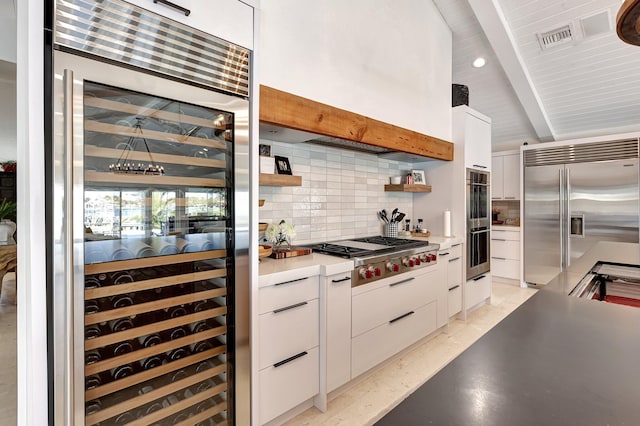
<box><xmin>259</xmin><ymin>141</ymin><xmax>415</xmax><ymax>244</ymax></box>
<box><xmin>259</xmin><ymin>0</ymin><xmax>452</xmax><ymax>141</ymax></box>
<box><xmin>0</xmin><ymin>78</ymin><xmax>17</xmax><ymax>161</ymax></box>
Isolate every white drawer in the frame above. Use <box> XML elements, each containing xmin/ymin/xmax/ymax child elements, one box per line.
<box><xmin>491</xmin><ymin>239</ymin><xmax>520</xmax><ymax>260</ymax></box>
<box><xmin>491</xmin><ymin>229</ymin><xmax>520</xmax><ymax>241</ymax></box>
<box><xmin>352</xmin><ymin>268</ymin><xmax>437</xmax><ymax>337</ymax></box>
<box><xmin>447</xmin><ymin>256</ymin><xmax>463</xmax><ymax>289</ymax></box>
<box><xmin>352</xmin><ymin>301</ymin><xmax>437</xmax><ymax>378</ymax></box>
<box><xmin>259</xmin><ymin>275</ymin><xmax>319</xmax><ymax>314</ymax></box>
<box><xmin>439</xmin><ymin>243</ymin><xmax>462</xmax><ymax>264</ymax></box>
<box><xmin>259</xmin><ymin>298</ymin><xmax>319</xmax><ymax>370</ymax></box>
<box><xmin>491</xmin><ymin>258</ymin><xmax>520</xmax><ymax>280</ymax></box>
<box><xmin>259</xmin><ymin>346</ymin><xmax>319</xmax><ymax>424</ymax></box>
<box><xmin>448</xmin><ymin>284</ymin><xmax>462</xmax><ymax>317</ymax></box>
<box><xmin>465</xmin><ymin>274</ymin><xmax>491</xmax><ymax>310</ymax></box>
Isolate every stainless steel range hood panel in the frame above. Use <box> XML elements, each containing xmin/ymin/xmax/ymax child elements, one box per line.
<box><xmin>259</xmin><ymin>124</ymin><xmax>437</xmax><ymax>163</ymax></box>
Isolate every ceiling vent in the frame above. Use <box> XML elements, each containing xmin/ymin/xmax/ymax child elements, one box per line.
<box><xmin>537</xmin><ymin>25</ymin><xmax>574</xmax><ymax>50</ymax></box>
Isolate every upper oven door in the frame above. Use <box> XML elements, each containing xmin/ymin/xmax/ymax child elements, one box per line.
<box><xmin>466</xmin><ymin>168</ymin><xmax>490</xmax><ymax>229</ymax></box>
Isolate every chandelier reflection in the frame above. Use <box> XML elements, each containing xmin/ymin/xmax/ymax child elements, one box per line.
<box><xmin>109</xmin><ymin>117</ymin><xmax>165</xmax><ymax>175</ymax></box>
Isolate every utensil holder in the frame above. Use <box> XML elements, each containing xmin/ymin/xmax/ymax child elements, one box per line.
<box><xmin>385</xmin><ymin>223</ymin><xmax>398</xmax><ymax>238</ymax></box>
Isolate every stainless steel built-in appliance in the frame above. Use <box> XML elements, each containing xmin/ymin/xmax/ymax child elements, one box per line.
<box><xmin>570</xmin><ymin>263</ymin><xmax>640</xmax><ymax>309</ymax></box>
<box><xmin>306</xmin><ymin>236</ymin><xmax>439</xmax><ymax>287</ymax></box>
<box><xmin>466</xmin><ymin>169</ymin><xmax>491</xmax><ymax>280</ymax></box>
<box><xmin>50</xmin><ymin>1</ymin><xmax>250</xmax><ymax>424</ymax></box>
<box><xmin>524</xmin><ymin>140</ymin><xmax>640</xmax><ymax>286</ymax></box>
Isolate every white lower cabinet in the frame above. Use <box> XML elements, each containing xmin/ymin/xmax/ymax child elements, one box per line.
<box><xmin>325</xmin><ymin>273</ymin><xmax>352</xmax><ymax>393</ymax></box>
<box><xmin>259</xmin><ymin>347</ymin><xmax>320</xmax><ymax>425</ymax></box>
<box><xmin>491</xmin><ymin>226</ymin><xmax>521</xmax><ymax>280</ymax></box>
<box><xmin>465</xmin><ymin>273</ymin><xmax>492</xmax><ymax>311</ymax></box>
<box><xmin>350</xmin><ymin>266</ymin><xmax>440</xmax><ymax>379</ymax></box>
<box><xmin>258</xmin><ymin>275</ymin><xmax>320</xmax><ymax>424</ymax></box>
<box><xmin>441</xmin><ymin>244</ymin><xmax>463</xmax><ymax>318</ymax></box>
<box><xmin>351</xmin><ymin>301</ymin><xmax>437</xmax><ymax>377</ymax></box>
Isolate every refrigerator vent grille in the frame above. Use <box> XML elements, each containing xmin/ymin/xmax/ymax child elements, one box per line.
<box><xmin>524</xmin><ymin>139</ymin><xmax>639</xmax><ymax>166</ymax></box>
<box><xmin>54</xmin><ymin>0</ymin><xmax>250</xmax><ymax>97</ymax></box>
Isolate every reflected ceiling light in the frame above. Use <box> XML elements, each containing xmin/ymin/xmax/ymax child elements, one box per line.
<box><xmin>472</xmin><ymin>57</ymin><xmax>486</xmax><ymax>68</ymax></box>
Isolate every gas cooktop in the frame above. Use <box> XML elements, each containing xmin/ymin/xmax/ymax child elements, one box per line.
<box><xmin>306</xmin><ymin>236</ymin><xmax>434</xmax><ymax>259</ymax></box>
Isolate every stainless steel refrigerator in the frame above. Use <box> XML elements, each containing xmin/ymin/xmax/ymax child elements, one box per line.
<box><xmin>49</xmin><ymin>0</ymin><xmax>250</xmax><ymax>424</ymax></box>
<box><xmin>523</xmin><ymin>139</ymin><xmax>640</xmax><ymax>286</ymax></box>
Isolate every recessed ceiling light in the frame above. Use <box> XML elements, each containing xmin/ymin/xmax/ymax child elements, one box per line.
<box><xmin>472</xmin><ymin>57</ymin><xmax>486</xmax><ymax>68</ymax></box>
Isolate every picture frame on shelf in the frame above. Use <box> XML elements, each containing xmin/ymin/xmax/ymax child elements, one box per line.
<box><xmin>275</xmin><ymin>156</ymin><xmax>293</xmax><ymax>175</ymax></box>
<box><xmin>411</xmin><ymin>169</ymin><xmax>426</xmax><ymax>185</ymax></box>
<box><xmin>259</xmin><ymin>144</ymin><xmax>271</xmax><ymax>157</ymax></box>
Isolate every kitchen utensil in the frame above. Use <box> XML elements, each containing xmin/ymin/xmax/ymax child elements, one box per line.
<box><xmin>377</xmin><ymin>211</ymin><xmax>387</xmax><ymax>223</ymax></box>
<box><xmin>395</xmin><ymin>212</ymin><xmax>405</xmax><ymax>223</ymax></box>
<box><xmin>380</xmin><ymin>209</ymin><xmax>389</xmax><ymax>223</ymax></box>
<box><xmin>391</xmin><ymin>208</ymin><xmax>398</xmax><ymax>222</ymax></box>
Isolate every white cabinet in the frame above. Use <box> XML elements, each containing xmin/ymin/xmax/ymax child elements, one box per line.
<box><xmin>453</xmin><ymin>106</ymin><xmax>492</xmax><ymax>171</ymax></box>
<box><xmin>124</xmin><ymin>0</ymin><xmax>254</xmax><ymax>49</ymax></box>
<box><xmin>464</xmin><ymin>273</ymin><xmax>491</xmax><ymax>311</ymax></box>
<box><xmin>350</xmin><ymin>266</ymin><xmax>440</xmax><ymax>378</ymax></box>
<box><xmin>324</xmin><ymin>273</ymin><xmax>352</xmax><ymax>393</ymax></box>
<box><xmin>492</xmin><ymin>153</ymin><xmax>520</xmax><ymax>200</ymax></box>
<box><xmin>491</xmin><ymin>226</ymin><xmax>521</xmax><ymax>280</ymax></box>
<box><xmin>258</xmin><ymin>275</ymin><xmax>320</xmax><ymax>424</ymax></box>
<box><xmin>441</xmin><ymin>244</ymin><xmax>463</xmax><ymax>318</ymax></box>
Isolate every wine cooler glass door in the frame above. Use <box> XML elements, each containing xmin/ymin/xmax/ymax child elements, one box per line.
<box><xmin>52</xmin><ymin>51</ymin><xmax>249</xmax><ymax>426</ymax></box>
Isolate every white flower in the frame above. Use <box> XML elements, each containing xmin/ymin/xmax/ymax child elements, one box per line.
<box><xmin>264</xmin><ymin>220</ymin><xmax>295</xmax><ymax>246</ymax></box>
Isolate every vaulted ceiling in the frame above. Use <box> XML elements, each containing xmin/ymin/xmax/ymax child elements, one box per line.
<box><xmin>433</xmin><ymin>0</ymin><xmax>640</xmax><ymax>152</ymax></box>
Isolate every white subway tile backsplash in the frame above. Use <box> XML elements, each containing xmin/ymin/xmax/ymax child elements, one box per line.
<box><xmin>259</xmin><ymin>140</ymin><xmax>421</xmax><ymax>244</ymax></box>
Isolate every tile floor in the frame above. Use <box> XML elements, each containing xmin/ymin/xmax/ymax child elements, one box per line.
<box><xmin>285</xmin><ymin>280</ymin><xmax>537</xmax><ymax>426</ymax></box>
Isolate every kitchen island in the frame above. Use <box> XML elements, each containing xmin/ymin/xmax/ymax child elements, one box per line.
<box><xmin>377</xmin><ymin>242</ymin><xmax>640</xmax><ymax>425</ymax></box>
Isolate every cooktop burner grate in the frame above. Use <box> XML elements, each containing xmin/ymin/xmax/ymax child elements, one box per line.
<box><xmin>306</xmin><ymin>236</ymin><xmax>430</xmax><ymax>259</ymax></box>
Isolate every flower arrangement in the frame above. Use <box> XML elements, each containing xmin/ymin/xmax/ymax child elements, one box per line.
<box><xmin>1</xmin><ymin>161</ymin><xmax>16</xmax><ymax>172</ymax></box>
<box><xmin>265</xmin><ymin>219</ymin><xmax>296</xmax><ymax>249</ymax></box>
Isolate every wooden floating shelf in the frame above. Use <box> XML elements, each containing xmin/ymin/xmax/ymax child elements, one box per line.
<box><xmin>384</xmin><ymin>184</ymin><xmax>432</xmax><ymax>193</ymax></box>
<box><xmin>259</xmin><ymin>173</ymin><xmax>302</xmax><ymax>186</ymax></box>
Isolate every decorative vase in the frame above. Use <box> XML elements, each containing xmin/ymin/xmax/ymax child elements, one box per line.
<box><xmin>0</xmin><ymin>219</ymin><xmax>16</xmax><ymax>244</ymax></box>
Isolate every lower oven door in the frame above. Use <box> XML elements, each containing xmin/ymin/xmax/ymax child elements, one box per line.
<box><xmin>467</xmin><ymin>227</ymin><xmax>490</xmax><ymax>280</ymax></box>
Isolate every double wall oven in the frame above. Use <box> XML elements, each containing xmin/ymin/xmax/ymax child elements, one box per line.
<box><xmin>466</xmin><ymin>168</ymin><xmax>491</xmax><ymax>280</ymax></box>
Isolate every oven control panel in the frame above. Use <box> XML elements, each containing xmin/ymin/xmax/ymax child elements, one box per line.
<box><xmin>352</xmin><ymin>249</ymin><xmax>438</xmax><ymax>287</ymax></box>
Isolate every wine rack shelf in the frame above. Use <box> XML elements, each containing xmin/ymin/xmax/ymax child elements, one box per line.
<box><xmin>85</xmin><ymin>171</ymin><xmax>226</xmax><ymax>188</ymax></box>
<box><xmin>85</xmin><ymin>145</ymin><xmax>227</xmax><ymax>169</ymax></box>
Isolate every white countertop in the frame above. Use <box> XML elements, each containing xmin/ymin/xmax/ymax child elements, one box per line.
<box><xmin>258</xmin><ymin>253</ymin><xmax>353</xmax><ymax>286</ymax></box>
<box><xmin>492</xmin><ymin>225</ymin><xmax>520</xmax><ymax>230</ymax></box>
<box><xmin>428</xmin><ymin>235</ymin><xmax>464</xmax><ymax>249</ymax></box>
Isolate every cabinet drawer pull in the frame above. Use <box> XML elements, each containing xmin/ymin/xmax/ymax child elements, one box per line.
<box><xmin>492</xmin><ymin>257</ymin><xmax>507</xmax><ymax>261</ymax></box>
<box><xmin>504</xmin><ymin>197</ymin><xmax>516</xmax><ymax>199</ymax></box>
<box><xmin>452</xmin><ymin>243</ymin><xmax>461</xmax><ymax>247</ymax></box>
<box><xmin>331</xmin><ymin>276</ymin><xmax>350</xmax><ymax>283</ymax></box>
<box><xmin>472</xmin><ymin>275</ymin><xmax>486</xmax><ymax>281</ymax></box>
<box><xmin>389</xmin><ymin>311</ymin><xmax>415</xmax><ymax>324</ymax></box>
<box><xmin>275</xmin><ymin>277</ymin><xmax>308</xmax><ymax>286</ymax></box>
<box><xmin>448</xmin><ymin>285</ymin><xmax>461</xmax><ymax>291</ymax></box>
<box><xmin>273</xmin><ymin>351</ymin><xmax>308</xmax><ymax>368</ymax></box>
<box><xmin>153</xmin><ymin>0</ymin><xmax>191</xmax><ymax>16</ymax></box>
<box><xmin>273</xmin><ymin>301</ymin><xmax>308</xmax><ymax>314</ymax></box>
<box><xmin>492</xmin><ymin>238</ymin><xmax>506</xmax><ymax>241</ymax></box>
<box><xmin>389</xmin><ymin>277</ymin><xmax>415</xmax><ymax>287</ymax></box>
<box><xmin>439</xmin><ymin>252</ymin><xmax>450</xmax><ymax>256</ymax></box>
<box><xmin>448</xmin><ymin>257</ymin><xmax>461</xmax><ymax>262</ymax></box>
<box><xmin>473</xmin><ymin>164</ymin><xmax>487</xmax><ymax>169</ymax></box>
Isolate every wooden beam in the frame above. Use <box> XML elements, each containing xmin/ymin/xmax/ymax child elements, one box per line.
<box><xmin>259</xmin><ymin>85</ymin><xmax>454</xmax><ymax>161</ymax></box>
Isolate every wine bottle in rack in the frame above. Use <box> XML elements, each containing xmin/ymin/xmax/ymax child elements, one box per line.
<box><xmin>192</xmin><ymin>299</ymin><xmax>214</xmax><ymax>313</ymax></box>
<box><xmin>110</xmin><ymin>363</ymin><xmax>135</xmax><ymax>381</ymax></box>
<box><xmin>85</xmin><ymin>276</ymin><xmax>102</xmax><ymax>289</ymax></box>
<box><xmin>85</xmin><ymin>299</ymin><xmax>103</xmax><ymax>315</ymax></box>
<box><xmin>113</xmin><ymin>411</ymin><xmax>136</xmax><ymax>425</ymax></box>
<box><xmin>190</xmin><ymin>340</ymin><xmax>214</xmax><ymax>354</ymax></box>
<box><xmin>165</xmin><ymin>304</ymin><xmax>189</xmax><ymax>318</ymax></box>
<box><xmin>163</xmin><ymin>326</ymin><xmax>187</xmax><ymax>341</ymax></box>
<box><xmin>109</xmin><ymin>317</ymin><xmax>134</xmax><ymax>333</ymax></box>
<box><xmin>85</xmin><ymin>323</ymin><xmax>104</xmax><ymax>340</ymax></box>
<box><xmin>109</xmin><ymin>293</ymin><xmax>134</xmax><ymax>309</ymax></box>
<box><xmin>85</xmin><ymin>349</ymin><xmax>103</xmax><ymax>366</ymax></box>
<box><xmin>139</xmin><ymin>354</ymin><xmax>165</xmax><ymax>371</ymax></box>
<box><xmin>136</xmin><ymin>401</ymin><xmax>163</xmax><ymax>420</ymax></box>
<box><xmin>167</xmin><ymin>347</ymin><xmax>189</xmax><ymax>362</ymax></box>
<box><xmin>85</xmin><ymin>373</ymin><xmax>104</xmax><ymax>391</ymax></box>
<box><xmin>110</xmin><ymin>340</ymin><xmax>134</xmax><ymax>357</ymax></box>
<box><xmin>85</xmin><ymin>399</ymin><xmax>102</xmax><ymax>416</ymax></box>
<box><xmin>138</xmin><ymin>333</ymin><xmax>162</xmax><ymax>348</ymax></box>
<box><xmin>109</xmin><ymin>270</ymin><xmax>134</xmax><ymax>286</ymax></box>
<box><xmin>189</xmin><ymin>320</ymin><xmax>212</xmax><ymax>334</ymax></box>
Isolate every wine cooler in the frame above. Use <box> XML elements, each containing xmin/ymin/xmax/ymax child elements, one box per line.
<box><xmin>50</xmin><ymin>1</ymin><xmax>251</xmax><ymax>424</ymax></box>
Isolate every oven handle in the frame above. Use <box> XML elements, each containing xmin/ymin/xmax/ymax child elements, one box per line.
<box><xmin>469</xmin><ymin>229</ymin><xmax>490</xmax><ymax>235</ymax></box>
<box><xmin>153</xmin><ymin>0</ymin><xmax>191</xmax><ymax>16</ymax></box>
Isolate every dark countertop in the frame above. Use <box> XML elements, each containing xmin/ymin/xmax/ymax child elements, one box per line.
<box><xmin>377</xmin><ymin>242</ymin><xmax>640</xmax><ymax>426</ymax></box>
